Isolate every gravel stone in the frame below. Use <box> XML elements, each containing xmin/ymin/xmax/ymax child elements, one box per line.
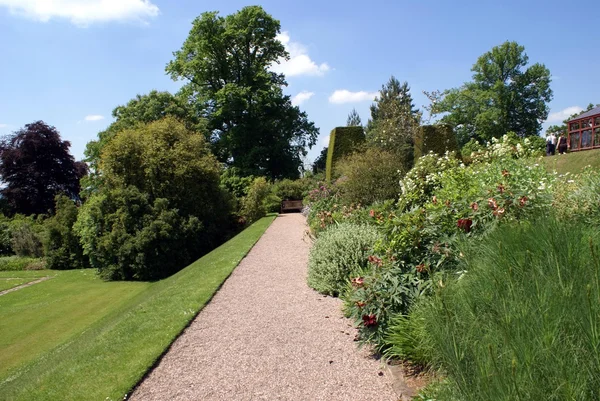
<box><xmin>130</xmin><ymin>214</ymin><xmax>398</xmax><ymax>401</ymax></box>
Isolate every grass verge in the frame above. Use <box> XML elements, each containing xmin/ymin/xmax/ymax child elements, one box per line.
<box><xmin>542</xmin><ymin>148</ymin><xmax>600</xmax><ymax>175</ymax></box>
<box><xmin>0</xmin><ymin>215</ymin><xmax>276</xmax><ymax>401</ymax></box>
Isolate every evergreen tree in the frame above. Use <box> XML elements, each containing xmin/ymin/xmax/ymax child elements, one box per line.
<box><xmin>367</xmin><ymin>76</ymin><xmax>418</xmax><ymax>132</ymax></box>
<box><xmin>346</xmin><ymin>108</ymin><xmax>362</xmax><ymax>126</ymax></box>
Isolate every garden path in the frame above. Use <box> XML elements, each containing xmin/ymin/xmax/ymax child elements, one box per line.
<box><xmin>130</xmin><ymin>213</ymin><xmax>397</xmax><ymax>401</ymax></box>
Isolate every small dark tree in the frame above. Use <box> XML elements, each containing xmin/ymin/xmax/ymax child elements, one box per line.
<box><xmin>312</xmin><ymin>147</ymin><xmax>328</xmax><ymax>173</ymax></box>
<box><xmin>346</xmin><ymin>109</ymin><xmax>362</xmax><ymax>126</ymax></box>
<box><xmin>0</xmin><ymin>121</ymin><xmax>85</xmax><ymax>215</ymax></box>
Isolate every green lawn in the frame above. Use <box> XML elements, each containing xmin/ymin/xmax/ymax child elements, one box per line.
<box><xmin>0</xmin><ymin>215</ymin><xmax>276</xmax><ymax>401</ymax></box>
<box><xmin>0</xmin><ymin>270</ymin><xmax>52</xmax><ymax>292</ymax></box>
<box><xmin>542</xmin><ymin>148</ymin><xmax>600</xmax><ymax>175</ymax></box>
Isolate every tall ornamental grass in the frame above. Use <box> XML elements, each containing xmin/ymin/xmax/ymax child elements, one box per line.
<box><xmin>410</xmin><ymin>218</ymin><xmax>600</xmax><ymax>400</ymax></box>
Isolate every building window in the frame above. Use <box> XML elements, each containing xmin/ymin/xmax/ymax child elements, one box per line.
<box><xmin>582</xmin><ymin>129</ymin><xmax>592</xmax><ymax>148</ymax></box>
<box><xmin>595</xmin><ymin>128</ymin><xmax>600</xmax><ymax>146</ymax></box>
<box><xmin>582</xmin><ymin>119</ymin><xmax>592</xmax><ymax>128</ymax></box>
<box><xmin>571</xmin><ymin>133</ymin><xmax>580</xmax><ymax>150</ymax></box>
<box><xmin>570</xmin><ymin>122</ymin><xmax>580</xmax><ymax>131</ymax></box>
<box><xmin>595</xmin><ymin>117</ymin><xmax>600</xmax><ymax>126</ymax></box>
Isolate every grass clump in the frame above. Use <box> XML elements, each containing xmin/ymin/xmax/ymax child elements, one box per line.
<box><xmin>0</xmin><ymin>256</ymin><xmax>44</xmax><ymax>271</ymax></box>
<box><xmin>402</xmin><ymin>218</ymin><xmax>600</xmax><ymax>400</ymax></box>
<box><xmin>307</xmin><ymin>223</ymin><xmax>379</xmax><ymax>296</ymax></box>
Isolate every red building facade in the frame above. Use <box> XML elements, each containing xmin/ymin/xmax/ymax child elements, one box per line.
<box><xmin>567</xmin><ymin>106</ymin><xmax>600</xmax><ymax>151</ymax></box>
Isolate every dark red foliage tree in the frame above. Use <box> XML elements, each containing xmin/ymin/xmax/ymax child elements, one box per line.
<box><xmin>0</xmin><ymin>121</ymin><xmax>86</xmax><ymax>215</ymax></box>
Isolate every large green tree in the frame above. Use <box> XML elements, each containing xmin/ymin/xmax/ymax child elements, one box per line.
<box><xmin>76</xmin><ymin>117</ymin><xmax>231</xmax><ymax>280</ymax></box>
<box><xmin>366</xmin><ymin>77</ymin><xmax>420</xmax><ymax>172</ymax></box>
<box><xmin>346</xmin><ymin>108</ymin><xmax>362</xmax><ymax>126</ymax></box>
<box><xmin>166</xmin><ymin>6</ymin><xmax>319</xmax><ymax>179</ymax></box>
<box><xmin>433</xmin><ymin>41</ymin><xmax>552</xmax><ymax>144</ymax></box>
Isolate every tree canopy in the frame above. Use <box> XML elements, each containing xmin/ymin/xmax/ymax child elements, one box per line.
<box><xmin>346</xmin><ymin>108</ymin><xmax>362</xmax><ymax>126</ymax></box>
<box><xmin>166</xmin><ymin>5</ymin><xmax>319</xmax><ymax>179</ymax></box>
<box><xmin>433</xmin><ymin>41</ymin><xmax>552</xmax><ymax>144</ymax></box>
<box><xmin>0</xmin><ymin>121</ymin><xmax>86</xmax><ymax>215</ymax></box>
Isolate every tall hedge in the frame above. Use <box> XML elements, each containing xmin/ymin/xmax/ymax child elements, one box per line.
<box><xmin>414</xmin><ymin>124</ymin><xmax>458</xmax><ymax>160</ymax></box>
<box><xmin>325</xmin><ymin>126</ymin><xmax>365</xmax><ymax>181</ymax></box>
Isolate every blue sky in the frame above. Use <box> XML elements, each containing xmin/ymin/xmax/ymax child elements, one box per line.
<box><xmin>0</xmin><ymin>0</ymin><xmax>598</xmax><ymax>165</ymax></box>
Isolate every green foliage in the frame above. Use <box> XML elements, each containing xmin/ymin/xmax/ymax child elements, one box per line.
<box><xmin>44</xmin><ymin>195</ymin><xmax>89</xmax><ymax>270</ymax></box>
<box><xmin>552</xmin><ymin>167</ymin><xmax>600</xmax><ymax>225</ymax></box>
<box><xmin>273</xmin><ymin>178</ymin><xmax>307</xmax><ymax>201</ymax></box>
<box><xmin>83</xmin><ymin>91</ymin><xmax>203</xmax><ymax>196</ymax></box>
<box><xmin>346</xmin><ymin>108</ymin><xmax>362</xmax><ymax>126</ymax></box>
<box><xmin>240</xmin><ymin>177</ymin><xmax>272</xmax><ymax>224</ymax></box>
<box><xmin>307</xmin><ymin>223</ymin><xmax>380</xmax><ymax>296</ymax></box>
<box><xmin>0</xmin><ymin>256</ymin><xmax>44</xmax><ymax>271</ymax></box>
<box><xmin>10</xmin><ymin>217</ymin><xmax>44</xmax><ymax>258</ymax></box>
<box><xmin>0</xmin><ymin>217</ymin><xmax>13</xmax><ymax>256</ymax></box>
<box><xmin>336</xmin><ymin>148</ymin><xmax>404</xmax><ymax>205</ymax></box>
<box><xmin>325</xmin><ymin>126</ymin><xmax>365</xmax><ymax>181</ymax></box>
<box><xmin>411</xmin><ymin>219</ymin><xmax>600</xmax><ymax>400</ymax></box>
<box><xmin>312</xmin><ymin>147</ymin><xmax>328</xmax><ymax>174</ymax></box>
<box><xmin>413</xmin><ymin>124</ymin><xmax>458</xmax><ymax>160</ymax></box>
<box><xmin>433</xmin><ymin>41</ymin><xmax>553</xmax><ymax>144</ymax></box>
<box><xmin>167</xmin><ymin>6</ymin><xmax>318</xmax><ymax>179</ymax></box>
<box><xmin>77</xmin><ymin>118</ymin><xmax>230</xmax><ymax>280</ymax></box>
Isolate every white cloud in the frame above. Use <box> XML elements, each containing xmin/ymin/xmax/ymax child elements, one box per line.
<box><xmin>328</xmin><ymin>90</ymin><xmax>377</xmax><ymax>104</ymax></box>
<box><xmin>0</xmin><ymin>124</ymin><xmax>8</xmax><ymax>128</ymax></box>
<box><xmin>547</xmin><ymin>106</ymin><xmax>584</xmax><ymax>123</ymax></box>
<box><xmin>84</xmin><ymin>115</ymin><xmax>105</xmax><ymax>122</ymax></box>
<box><xmin>291</xmin><ymin>91</ymin><xmax>314</xmax><ymax>106</ymax></box>
<box><xmin>272</xmin><ymin>32</ymin><xmax>330</xmax><ymax>77</ymax></box>
<box><xmin>0</xmin><ymin>0</ymin><xmax>159</xmax><ymax>26</ymax></box>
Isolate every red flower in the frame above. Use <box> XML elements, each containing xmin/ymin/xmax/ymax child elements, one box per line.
<box><xmin>519</xmin><ymin>196</ymin><xmax>528</xmax><ymax>207</ymax></box>
<box><xmin>369</xmin><ymin>209</ymin><xmax>375</xmax><ymax>218</ymax></box>
<box><xmin>493</xmin><ymin>207</ymin><xmax>505</xmax><ymax>217</ymax></box>
<box><xmin>502</xmin><ymin>169</ymin><xmax>510</xmax><ymax>177</ymax></box>
<box><xmin>356</xmin><ymin>301</ymin><xmax>366</xmax><ymax>308</ymax></box>
<box><xmin>351</xmin><ymin>277</ymin><xmax>364</xmax><ymax>287</ymax></box>
<box><xmin>368</xmin><ymin>255</ymin><xmax>383</xmax><ymax>267</ymax></box>
<box><xmin>470</xmin><ymin>202</ymin><xmax>479</xmax><ymax>211</ymax></box>
<box><xmin>457</xmin><ymin>218</ymin><xmax>473</xmax><ymax>233</ymax></box>
<box><xmin>488</xmin><ymin>198</ymin><xmax>498</xmax><ymax>210</ymax></box>
<box><xmin>416</xmin><ymin>263</ymin><xmax>427</xmax><ymax>273</ymax></box>
<box><xmin>362</xmin><ymin>314</ymin><xmax>377</xmax><ymax>327</ymax></box>
<box><xmin>497</xmin><ymin>184</ymin><xmax>505</xmax><ymax>194</ymax></box>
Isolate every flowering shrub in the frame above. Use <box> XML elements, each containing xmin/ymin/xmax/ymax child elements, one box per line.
<box><xmin>552</xmin><ymin>167</ymin><xmax>600</xmax><ymax>225</ymax></box>
<box><xmin>467</xmin><ymin>132</ymin><xmax>544</xmax><ymax>164</ymax></box>
<box><xmin>307</xmin><ymin>223</ymin><xmax>380</xmax><ymax>296</ymax></box>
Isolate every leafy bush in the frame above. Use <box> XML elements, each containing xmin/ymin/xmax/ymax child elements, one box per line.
<box><xmin>409</xmin><ymin>219</ymin><xmax>600</xmax><ymax>400</ymax></box>
<box><xmin>76</xmin><ymin>186</ymin><xmax>205</xmax><ymax>280</ymax></box>
<box><xmin>307</xmin><ymin>223</ymin><xmax>380</xmax><ymax>296</ymax></box>
<box><xmin>0</xmin><ymin>256</ymin><xmax>45</xmax><ymax>271</ymax></box>
<box><xmin>335</xmin><ymin>147</ymin><xmax>404</xmax><ymax>205</ymax></box>
<box><xmin>273</xmin><ymin>179</ymin><xmax>307</xmax><ymax>201</ymax></box>
<box><xmin>0</xmin><ymin>216</ymin><xmax>13</xmax><ymax>256</ymax></box>
<box><xmin>77</xmin><ymin>117</ymin><xmax>231</xmax><ymax>280</ymax></box>
<box><xmin>552</xmin><ymin>167</ymin><xmax>600</xmax><ymax>225</ymax></box>
<box><xmin>44</xmin><ymin>195</ymin><xmax>89</xmax><ymax>270</ymax></box>
<box><xmin>240</xmin><ymin>177</ymin><xmax>272</xmax><ymax>224</ymax></box>
<box><xmin>10</xmin><ymin>218</ymin><xmax>44</xmax><ymax>258</ymax></box>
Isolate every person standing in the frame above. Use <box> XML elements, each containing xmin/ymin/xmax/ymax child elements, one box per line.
<box><xmin>557</xmin><ymin>134</ymin><xmax>568</xmax><ymax>155</ymax></box>
<box><xmin>548</xmin><ymin>132</ymin><xmax>557</xmax><ymax>155</ymax></box>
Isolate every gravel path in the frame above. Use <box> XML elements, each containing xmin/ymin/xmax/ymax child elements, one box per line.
<box><xmin>130</xmin><ymin>214</ymin><xmax>398</xmax><ymax>401</ymax></box>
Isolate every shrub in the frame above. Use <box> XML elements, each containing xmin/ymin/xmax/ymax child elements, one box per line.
<box><xmin>273</xmin><ymin>178</ymin><xmax>307</xmax><ymax>201</ymax></box>
<box><xmin>77</xmin><ymin>118</ymin><xmax>231</xmax><ymax>281</ymax></box>
<box><xmin>240</xmin><ymin>177</ymin><xmax>272</xmax><ymax>224</ymax></box>
<box><xmin>44</xmin><ymin>195</ymin><xmax>89</xmax><ymax>270</ymax></box>
<box><xmin>0</xmin><ymin>256</ymin><xmax>45</xmax><ymax>271</ymax></box>
<box><xmin>307</xmin><ymin>223</ymin><xmax>380</xmax><ymax>296</ymax></box>
<box><xmin>75</xmin><ymin>186</ymin><xmax>205</xmax><ymax>280</ymax></box>
<box><xmin>413</xmin><ymin>124</ymin><xmax>458</xmax><ymax>161</ymax></box>
<box><xmin>10</xmin><ymin>219</ymin><xmax>44</xmax><ymax>258</ymax></box>
<box><xmin>336</xmin><ymin>148</ymin><xmax>404</xmax><ymax>205</ymax></box>
<box><xmin>410</xmin><ymin>218</ymin><xmax>600</xmax><ymax>400</ymax></box>
<box><xmin>552</xmin><ymin>167</ymin><xmax>600</xmax><ymax>225</ymax></box>
<box><xmin>325</xmin><ymin>126</ymin><xmax>365</xmax><ymax>181</ymax></box>
<box><xmin>0</xmin><ymin>215</ymin><xmax>13</xmax><ymax>255</ymax></box>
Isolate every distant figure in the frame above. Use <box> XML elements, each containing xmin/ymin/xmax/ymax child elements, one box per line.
<box><xmin>557</xmin><ymin>134</ymin><xmax>568</xmax><ymax>155</ymax></box>
<box><xmin>549</xmin><ymin>132</ymin><xmax>557</xmax><ymax>155</ymax></box>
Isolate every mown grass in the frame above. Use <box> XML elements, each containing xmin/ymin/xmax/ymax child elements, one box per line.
<box><xmin>0</xmin><ymin>215</ymin><xmax>275</xmax><ymax>401</ymax></box>
<box><xmin>543</xmin><ymin>148</ymin><xmax>600</xmax><ymax>175</ymax></box>
<box><xmin>409</xmin><ymin>218</ymin><xmax>600</xmax><ymax>400</ymax></box>
<box><xmin>0</xmin><ymin>270</ymin><xmax>50</xmax><ymax>292</ymax></box>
